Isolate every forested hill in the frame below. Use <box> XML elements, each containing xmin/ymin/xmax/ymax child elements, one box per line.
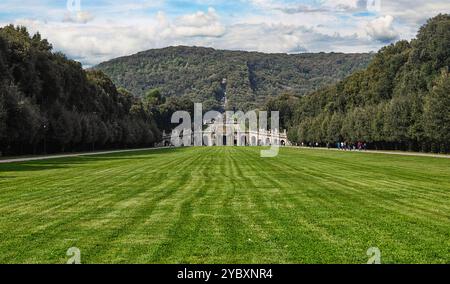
<box><xmin>95</xmin><ymin>47</ymin><xmax>373</xmax><ymax>111</ymax></box>
<box><xmin>272</xmin><ymin>14</ymin><xmax>450</xmax><ymax>153</ymax></box>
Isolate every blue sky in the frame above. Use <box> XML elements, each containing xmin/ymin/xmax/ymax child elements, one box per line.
<box><xmin>1</xmin><ymin>0</ymin><xmax>449</xmax><ymax>66</ymax></box>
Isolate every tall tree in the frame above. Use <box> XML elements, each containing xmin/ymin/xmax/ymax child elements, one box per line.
<box><xmin>423</xmin><ymin>70</ymin><xmax>450</xmax><ymax>152</ymax></box>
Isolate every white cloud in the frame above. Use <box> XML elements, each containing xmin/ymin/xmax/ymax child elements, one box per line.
<box><xmin>10</xmin><ymin>19</ymin><xmax>151</xmax><ymax>67</ymax></box>
<box><xmin>249</xmin><ymin>0</ymin><xmax>324</xmax><ymax>13</ymax></box>
<box><xmin>166</xmin><ymin>8</ymin><xmax>226</xmax><ymax>37</ymax></box>
<box><xmin>63</xmin><ymin>11</ymin><xmax>95</xmax><ymax>24</ymax></box>
<box><xmin>250</xmin><ymin>0</ymin><xmax>370</xmax><ymax>13</ymax></box>
<box><xmin>379</xmin><ymin>0</ymin><xmax>450</xmax><ymax>24</ymax></box>
<box><xmin>322</xmin><ymin>0</ymin><xmax>362</xmax><ymax>11</ymax></box>
<box><xmin>214</xmin><ymin>23</ymin><xmax>308</xmax><ymax>53</ymax></box>
<box><xmin>366</xmin><ymin>15</ymin><xmax>399</xmax><ymax>43</ymax></box>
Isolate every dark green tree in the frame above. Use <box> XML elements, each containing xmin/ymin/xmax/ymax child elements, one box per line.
<box><xmin>423</xmin><ymin>70</ymin><xmax>450</xmax><ymax>153</ymax></box>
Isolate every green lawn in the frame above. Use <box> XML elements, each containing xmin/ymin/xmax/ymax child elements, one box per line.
<box><xmin>0</xmin><ymin>147</ymin><xmax>449</xmax><ymax>264</ymax></box>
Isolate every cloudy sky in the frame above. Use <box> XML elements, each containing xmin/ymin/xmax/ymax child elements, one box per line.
<box><xmin>1</xmin><ymin>0</ymin><xmax>449</xmax><ymax>66</ymax></box>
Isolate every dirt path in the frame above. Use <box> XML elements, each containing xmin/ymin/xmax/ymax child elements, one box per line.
<box><xmin>293</xmin><ymin>146</ymin><xmax>450</xmax><ymax>159</ymax></box>
<box><xmin>0</xmin><ymin>147</ymin><xmax>171</xmax><ymax>164</ymax></box>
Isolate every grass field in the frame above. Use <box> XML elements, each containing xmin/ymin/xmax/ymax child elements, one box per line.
<box><xmin>0</xmin><ymin>147</ymin><xmax>449</xmax><ymax>264</ymax></box>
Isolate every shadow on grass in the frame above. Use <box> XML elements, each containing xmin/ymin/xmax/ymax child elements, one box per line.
<box><xmin>0</xmin><ymin>147</ymin><xmax>184</xmax><ymax>173</ymax></box>
<box><xmin>0</xmin><ymin>175</ymin><xmax>17</xmax><ymax>179</ymax></box>
<box><xmin>0</xmin><ymin>161</ymin><xmax>83</xmax><ymax>173</ymax></box>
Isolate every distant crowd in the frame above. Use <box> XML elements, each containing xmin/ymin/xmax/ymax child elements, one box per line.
<box><xmin>336</xmin><ymin>142</ymin><xmax>368</xmax><ymax>151</ymax></box>
<box><xmin>301</xmin><ymin>142</ymin><xmax>368</xmax><ymax>151</ymax></box>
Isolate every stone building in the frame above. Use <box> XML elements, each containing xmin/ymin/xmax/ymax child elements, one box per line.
<box><xmin>161</xmin><ymin>117</ymin><xmax>291</xmax><ymax>147</ymax></box>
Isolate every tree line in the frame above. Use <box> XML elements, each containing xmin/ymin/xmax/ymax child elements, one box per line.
<box><xmin>266</xmin><ymin>14</ymin><xmax>450</xmax><ymax>153</ymax></box>
<box><xmin>0</xmin><ymin>25</ymin><xmax>163</xmax><ymax>156</ymax></box>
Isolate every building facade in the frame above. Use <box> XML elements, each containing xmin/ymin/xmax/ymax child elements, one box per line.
<box><xmin>161</xmin><ymin>119</ymin><xmax>291</xmax><ymax>147</ymax></box>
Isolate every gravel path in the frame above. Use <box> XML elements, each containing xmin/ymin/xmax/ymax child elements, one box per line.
<box><xmin>293</xmin><ymin>146</ymin><xmax>450</xmax><ymax>159</ymax></box>
<box><xmin>0</xmin><ymin>147</ymin><xmax>171</xmax><ymax>164</ymax></box>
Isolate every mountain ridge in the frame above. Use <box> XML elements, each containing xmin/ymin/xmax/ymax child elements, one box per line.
<box><xmin>95</xmin><ymin>46</ymin><xmax>374</xmax><ymax>111</ymax></box>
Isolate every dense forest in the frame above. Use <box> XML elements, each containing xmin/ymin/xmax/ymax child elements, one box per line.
<box><xmin>268</xmin><ymin>14</ymin><xmax>450</xmax><ymax>153</ymax></box>
<box><xmin>0</xmin><ymin>25</ymin><xmax>164</xmax><ymax>156</ymax></box>
<box><xmin>96</xmin><ymin>47</ymin><xmax>373</xmax><ymax>111</ymax></box>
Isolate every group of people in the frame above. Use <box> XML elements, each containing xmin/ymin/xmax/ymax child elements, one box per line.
<box><xmin>337</xmin><ymin>142</ymin><xmax>367</xmax><ymax>151</ymax></box>
<box><xmin>300</xmin><ymin>141</ymin><xmax>368</xmax><ymax>151</ymax></box>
